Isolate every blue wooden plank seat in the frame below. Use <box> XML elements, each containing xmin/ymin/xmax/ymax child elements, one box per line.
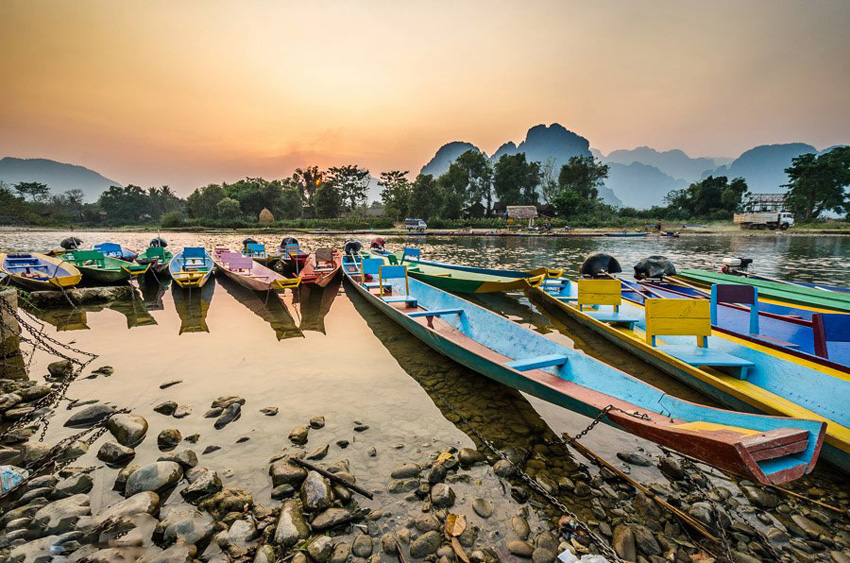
<box><xmin>246</xmin><ymin>243</ymin><xmax>266</xmax><ymax>257</ymax></box>
<box><xmin>578</xmin><ymin>279</ymin><xmax>644</xmax><ymax>327</ymax></box>
<box><xmin>709</xmin><ymin>284</ymin><xmax>799</xmax><ymax>348</ymax></box>
<box><xmin>646</xmin><ymin>298</ymin><xmax>754</xmax><ymax>379</ymax></box>
<box><xmin>401</xmin><ymin>247</ymin><xmax>421</xmax><ymax>263</ymax></box>
<box><xmin>379</xmin><ymin>265</ymin><xmax>417</xmax><ymax>307</ymax></box>
<box><xmin>506</xmin><ymin>354</ymin><xmax>569</xmax><ymax>371</ymax></box>
<box><xmin>408</xmin><ymin>308</ymin><xmax>464</xmax><ymax>318</ymax></box>
<box><xmin>183</xmin><ymin>247</ymin><xmax>209</xmax><ymax>270</ymax></box>
<box><xmin>361</xmin><ymin>258</ymin><xmax>392</xmax><ymax>289</ymax></box>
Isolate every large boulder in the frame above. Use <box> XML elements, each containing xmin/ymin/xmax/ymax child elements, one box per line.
<box><xmin>274</xmin><ymin>499</ymin><xmax>310</xmax><ymax>547</ymax></box>
<box><xmin>107</xmin><ymin>414</ymin><xmax>149</xmax><ymax>447</ymax></box>
<box><xmin>300</xmin><ymin>471</ymin><xmax>332</xmax><ymax>513</ymax></box>
<box><xmin>64</xmin><ymin>403</ymin><xmax>115</xmax><ymax>428</ymax></box>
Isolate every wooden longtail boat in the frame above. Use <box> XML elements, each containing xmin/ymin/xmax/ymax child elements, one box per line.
<box><xmin>243</xmin><ymin>242</ymin><xmax>278</xmax><ymax>267</ymax></box>
<box><xmin>93</xmin><ymin>242</ymin><xmax>138</xmax><ymax>261</ymax></box>
<box><xmin>299</xmin><ymin>248</ymin><xmax>342</xmax><ymax>287</ymax></box>
<box><xmin>136</xmin><ymin>246</ymin><xmax>174</xmax><ymax>275</ymax></box>
<box><xmin>0</xmin><ymin>252</ymin><xmax>82</xmax><ymax>291</ymax></box>
<box><xmin>169</xmin><ymin>247</ymin><xmax>214</xmax><ymax>288</ymax></box>
<box><xmin>620</xmin><ymin>280</ymin><xmax>850</xmax><ymax>371</ymax></box>
<box><xmin>529</xmin><ymin>278</ymin><xmax>847</xmax><ymax>473</ymax></box>
<box><xmin>368</xmin><ymin>248</ymin><xmax>550</xmax><ymax>294</ymax></box>
<box><xmin>274</xmin><ymin>239</ymin><xmax>310</xmax><ymax>274</ymax></box>
<box><xmin>64</xmin><ymin>250</ymin><xmax>149</xmax><ymax>283</ymax></box>
<box><xmin>676</xmin><ymin>269</ymin><xmax>850</xmax><ymax>313</ymax></box>
<box><xmin>342</xmin><ymin>256</ymin><xmax>825</xmax><ymax>483</ymax></box>
<box><xmin>212</xmin><ymin>247</ymin><xmax>300</xmax><ymax>291</ymax></box>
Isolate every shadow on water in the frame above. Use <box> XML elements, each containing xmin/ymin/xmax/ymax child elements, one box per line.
<box><xmin>343</xmin><ymin>280</ymin><xmax>601</xmax><ymax>517</ymax></box>
<box><xmin>23</xmin><ymin>287</ymin><xmax>157</xmax><ymax>331</ymax></box>
<box><xmin>296</xmin><ymin>276</ymin><xmax>342</xmax><ymax>334</ymax></box>
<box><xmin>216</xmin><ymin>273</ymin><xmax>303</xmax><ymax>340</ymax></box>
<box><xmin>171</xmin><ymin>278</ymin><xmax>215</xmax><ymax>334</ymax></box>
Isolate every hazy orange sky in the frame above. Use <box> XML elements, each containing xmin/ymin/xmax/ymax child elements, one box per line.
<box><xmin>2</xmin><ymin>0</ymin><xmax>848</xmax><ymax>194</ymax></box>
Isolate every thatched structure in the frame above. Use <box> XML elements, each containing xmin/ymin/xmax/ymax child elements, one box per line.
<box><xmin>258</xmin><ymin>208</ymin><xmax>275</xmax><ymax>223</ymax></box>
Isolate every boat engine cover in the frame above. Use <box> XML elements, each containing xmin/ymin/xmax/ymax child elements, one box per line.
<box><xmin>150</xmin><ymin>237</ymin><xmax>168</xmax><ymax>247</ymax></box>
<box><xmin>634</xmin><ymin>256</ymin><xmax>676</xmax><ymax>279</ymax></box>
<box><xmin>60</xmin><ymin>237</ymin><xmax>83</xmax><ymax>250</ymax></box>
<box><xmin>580</xmin><ymin>253</ymin><xmax>622</xmax><ymax>277</ymax></box>
<box><xmin>281</xmin><ymin>236</ymin><xmax>299</xmax><ymax>247</ymax></box>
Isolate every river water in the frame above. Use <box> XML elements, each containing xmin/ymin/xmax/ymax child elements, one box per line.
<box><xmin>1</xmin><ymin>231</ymin><xmax>848</xmax><ymax>553</ymax></box>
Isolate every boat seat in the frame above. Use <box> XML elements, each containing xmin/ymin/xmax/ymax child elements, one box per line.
<box><xmin>586</xmin><ymin>310</ymin><xmax>644</xmax><ymax>329</ymax></box>
<box><xmin>812</xmin><ymin>313</ymin><xmax>850</xmax><ymax>360</ymax></box>
<box><xmin>382</xmin><ymin>295</ymin><xmax>418</xmax><ymax>307</ymax></box>
<box><xmin>657</xmin><ymin>344</ymin><xmax>754</xmax><ymax>379</ymax></box>
<box><xmin>408</xmin><ymin>308</ymin><xmax>464</xmax><ymax>318</ymax></box>
<box><xmin>506</xmin><ymin>354</ymin><xmax>569</xmax><ymax>371</ymax></box>
<box><xmin>364</xmin><ymin>281</ymin><xmax>393</xmax><ymax>289</ymax></box>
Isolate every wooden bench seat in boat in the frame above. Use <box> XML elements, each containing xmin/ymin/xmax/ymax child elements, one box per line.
<box><xmin>710</xmin><ymin>284</ymin><xmax>800</xmax><ymax>349</ymax></box>
<box><xmin>578</xmin><ymin>279</ymin><xmax>644</xmax><ymax>328</ymax></box>
<box><xmin>379</xmin><ymin>265</ymin><xmax>418</xmax><ymax>307</ymax></box>
<box><xmin>646</xmin><ymin>298</ymin><xmax>754</xmax><ymax>379</ymax></box>
<box><xmin>812</xmin><ymin>313</ymin><xmax>850</xmax><ymax>361</ymax></box>
<box><xmin>361</xmin><ymin>258</ymin><xmax>392</xmax><ymax>289</ymax></box>
<box><xmin>408</xmin><ymin>308</ymin><xmax>464</xmax><ymax>318</ymax></box>
<box><xmin>505</xmin><ymin>354</ymin><xmax>569</xmax><ymax>371</ymax></box>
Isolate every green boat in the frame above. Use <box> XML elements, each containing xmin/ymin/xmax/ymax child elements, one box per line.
<box><xmin>136</xmin><ymin>246</ymin><xmax>174</xmax><ymax>275</ymax></box>
<box><xmin>65</xmin><ymin>250</ymin><xmax>150</xmax><ymax>284</ymax></box>
<box><xmin>366</xmin><ymin>248</ymin><xmax>550</xmax><ymax>293</ymax></box>
<box><xmin>676</xmin><ymin>269</ymin><xmax>850</xmax><ymax>313</ymax></box>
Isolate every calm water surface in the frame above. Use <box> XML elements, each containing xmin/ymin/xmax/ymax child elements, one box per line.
<box><xmin>2</xmin><ymin>230</ymin><xmax>848</xmax><ymax>516</ymax></box>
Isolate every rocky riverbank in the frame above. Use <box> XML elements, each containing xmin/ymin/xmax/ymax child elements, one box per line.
<box><xmin>1</xmin><ymin>358</ymin><xmax>849</xmax><ymax>563</ymax></box>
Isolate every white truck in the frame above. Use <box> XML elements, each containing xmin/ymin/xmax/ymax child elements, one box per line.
<box><xmin>733</xmin><ymin>211</ymin><xmax>795</xmax><ymax>230</ymax></box>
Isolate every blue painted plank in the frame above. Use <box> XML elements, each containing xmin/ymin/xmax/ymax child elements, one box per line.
<box><xmin>408</xmin><ymin>308</ymin><xmax>464</xmax><ymax>318</ymax></box>
<box><xmin>506</xmin><ymin>354</ymin><xmax>569</xmax><ymax>371</ymax></box>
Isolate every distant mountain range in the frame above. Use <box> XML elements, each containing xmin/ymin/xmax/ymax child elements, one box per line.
<box><xmin>420</xmin><ymin>124</ymin><xmax>844</xmax><ymax>209</ymax></box>
<box><xmin>0</xmin><ymin>157</ymin><xmax>120</xmax><ymax>202</ymax></box>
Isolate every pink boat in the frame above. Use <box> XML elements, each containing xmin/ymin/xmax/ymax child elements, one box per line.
<box><xmin>212</xmin><ymin>247</ymin><xmax>300</xmax><ymax>292</ymax></box>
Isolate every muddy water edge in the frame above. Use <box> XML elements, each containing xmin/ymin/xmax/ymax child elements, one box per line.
<box><xmin>0</xmin><ymin>231</ymin><xmax>848</xmax><ymax>563</ymax></box>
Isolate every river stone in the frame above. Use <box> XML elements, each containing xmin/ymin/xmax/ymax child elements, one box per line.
<box><xmin>97</xmin><ymin>441</ymin><xmax>136</xmax><ymax>465</ymax></box>
<box><xmin>310</xmin><ymin>416</ymin><xmax>325</xmax><ymax>428</ymax></box>
<box><xmin>414</xmin><ymin>514</ymin><xmax>441</xmax><ymax>532</ymax></box>
<box><xmin>289</xmin><ymin>426</ymin><xmax>309</xmax><ymax>444</ymax></box>
<box><xmin>270</xmin><ymin>460</ymin><xmax>308</xmax><ymax>487</ymax></box>
<box><xmin>159</xmin><ymin>449</ymin><xmax>199</xmax><ymax>470</ymax></box>
<box><xmin>204</xmin><ymin>407</ymin><xmax>222</xmax><ymax>418</ymax></box>
<box><xmin>493</xmin><ymin>459</ymin><xmax>517</xmax><ymax>478</ymax></box>
<box><xmin>430</xmin><ymin>483</ymin><xmax>455</xmax><ymax>508</ymax></box>
<box><xmin>113</xmin><ymin>464</ymin><xmax>140</xmax><ymax>492</ymax></box>
<box><xmin>612</xmin><ymin>525</ymin><xmax>636</xmax><ymax>561</ymax></box>
<box><xmin>8</xmin><ymin>534</ymin><xmax>63</xmax><ymax>563</ymax></box>
<box><xmin>511</xmin><ymin>516</ymin><xmax>530</xmax><ymax>540</ymax></box>
<box><xmin>254</xmin><ymin>545</ymin><xmax>275</xmax><ymax>563</ymax></box>
<box><xmin>180</xmin><ymin>469</ymin><xmax>222</xmax><ymax>504</ymax></box>
<box><xmin>617</xmin><ymin>451</ymin><xmax>652</xmax><ymax>467</ymax></box>
<box><xmin>88</xmin><ymin>491</ymin><xmax>160</xmax><ymax>530</ymax></box>
<box><xmin>631</xmin><ymin>525</ymin><xmax>661</xmax><ymax>556</ymax></box>
<box><xmin>158</xmin><ymin>429</ymin><xmax>182</xmax><ymax>449</ymax></box>
<box><xmin>172</xmin><ymin>405</ymin><xmax>192</xmax><ymax>418</ymax></box>
<box><xmin>212</xmin><ymin>396</ymin><xmax>245</xmax><ymax>409</ymax></box>
<box><xmin>214</xmin><ymin>403</ymin><xmax>242</xmax><ymax>430</ymax></box>
<box><xmin>410</xmin><ymin>530</ymin><xmax>441</xmax><ymax>558</ymax></box>
<box><xmin>658</xmin><ymin>456</ymin><xmax>684</xmax><ymax>480</ymax></box>
<box><xmin>137</xmin><ymin>541</ymin><xmax>196</xmax><ymax>563</ymax></box>
<box><xmin>311</xmin><ymin>508</ymin><xmax>352</xmax><ymax>531</ymax></box>
<box><xmin>158</xmin><ymin>509</ymin><xmax>215</xmax><ymax>546</ymax></box>
<box><xmin>0</xmin><ymin>445</ymin><xmax>21</xmax><ymax>464</ymax></box>
<box><xmin>19</xmin><ymin>385</ymin><xmax>51</xmax><ymax>402</ymax></box>
<box><xmin>48</xmin><ymin>359</ymin><xmax>74</xmax><ymax>379</ymax></box>
<box><xmin>306</xmin><ymin>444</ymin><xmax>329</xmax><ymax>460</ymax></box>
<box><xmin>52</xmin><ymin>472</ymin><xmax>94</xmax><ymax>499</ymax></box>
<box><xmin>472</xmin><ymin>498</ymin><xmax>493</xmax><ymax>518</ymax></box>
<box><xmin>352</xmin><ymin>534</ymin><xmax>373</xmax><ymax>558</ymax></box>
<box><xmin>792</xmin><ymin>514</ymin><xmax>830</xmax><ymax>539</ymax></box>
<box><xmin>126</xmin><ymin>461</ymin><xmax>184</xmax><ymax>495</ymax></box>
<box><xmin>228</xmin><ymin>518</ymin><xmax>257</xmax><ymax>546</ymax></box>
<box><xmin>458</xmin><ymin>448</ymin><xmax>486</xmax><ymax>467</ymax></box>
<box><xmin>153</xmin><ymin>401</ymin><xmax>178</xmax><ymax>416</ymax></box>
<box><xmin>391</xmin><ymin>463</ymin><xmax>421</xmax><ymax>479</ymax></box>
<box><xmin>381</xmin><ymin>533</ymin><xmax>398</xmax><ymax>555</ymax></box>
<box><xmin>632</xmin><ymin>491</ymin><xmax>662</xmax><ymax>520</ymax></box>
<box><xmin>300</xmin><ymin>470</ymin><xmax>333</xmax><ymax>512</ymax></box>
<box><xmin>741</xmin><ymin>485</ymin><xmax>780</xmax><ymax>509</ymax></box>
<box><xmin>106</xmin><ymin>414</ymin><xmax>148</xmax><ymax>447</ymax></box>
<box><xmin>0</xmin><ymin>392</ymin><xmax>22</xmax><ymax>410</ymax></box>
<box><xmin>198</xmin><ymin>487</ymin><xmax>253</xmax><ymax>519</ymax></box>
<box><xmin>307</xmin><ymin>535</ymin><xmax>335</xmax><ymax>562</ymax></box>
<box><xmin>64</xmin><ymin>403</ymin><xmax>115</xmax><ymax>428</ymax></box>
<box><xmin>274</xmin><ymin>499</ymin><xmax>310</xmax><ymax>546</ymax></box>
<box><xmin>507</xmin><ymin>540</ymin><xmax>533</xmax><ymax>558</ymax></box>
<box><xmin>532</xmin><ymin>547</ymin><xmax>556</xmax><ymax>563</ymax></box>
<box><xmin>33</xmin><ymin>494</ymin><xmax>90</xmax><ymax>534</ymax></box>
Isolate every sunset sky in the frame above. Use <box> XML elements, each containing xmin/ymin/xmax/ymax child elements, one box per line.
<box><xmin>1</xmin><ymin>0</ymin><xmax>848</xmax><ymax>194</ymax></box>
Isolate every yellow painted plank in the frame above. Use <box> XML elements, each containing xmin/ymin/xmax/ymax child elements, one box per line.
<box><xmin>674</xmin><ymin>421</ymin><xmax>761</xmax><ymax>436</ymax></box>
<box><xmin>646</xmin><ymin>298</ymin><xmax>710</xmax><ymax>319</ymax></box>
<box><xmin>577</xmin><ymin>279</ymin><xmax>621</xmax><ymax>306</ymax></box>
<box><xmin>647</xmin><ymin>318</ymin><xmax>712</xmax><ymax>336</ymax></box>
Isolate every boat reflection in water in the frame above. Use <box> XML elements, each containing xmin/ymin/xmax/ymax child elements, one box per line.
<box><xmin>216</xmin><ymin>275</ymin><xmax>302</xmax><ymax>340</ymax></box>
<box><xmin>139</xmin><ymin>276</ymin><xmax>171</xmax><ymax>312</ymax></box>
<box><xmin>344</xmin><ymin>283</ymin><xmax>602</xmax><ymax>518</ymax></box>
<box><xmin>172</xmin><ymin>278</ymin><xmax>215</xmax><ymax>334</ymax></box>
<box><xmin>23</xmin><ymin>287</ymin><xmax>156</xmax><ymax>331</ymax></box>
<box><xmin>296</xmin><ymin>276</ymin><xmax>341</xmax><ymax>334</ymax></box>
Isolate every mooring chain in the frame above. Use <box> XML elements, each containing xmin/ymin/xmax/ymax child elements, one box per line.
<box><xmin>0</xmin><ymin>408</ymin><xmax>129</xmax><ymax>502</ymax></box>
<box><xmin>427</xmin><ymin>388</ymin><xmax>626</xmax><ymax>563</ymax></box>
